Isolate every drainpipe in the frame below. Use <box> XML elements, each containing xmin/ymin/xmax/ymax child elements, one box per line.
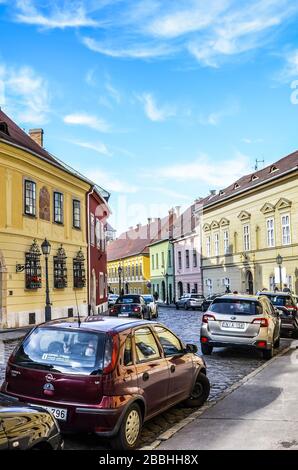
<box><xmin>87</xmin><ymin>186</ymin><xmax>95</xmax><ymax>315</ymax></box>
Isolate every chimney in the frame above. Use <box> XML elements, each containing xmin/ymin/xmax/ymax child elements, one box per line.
<box><xmin>209</xmin><ymin>189</ymin><xmax>216</xmax><ymax>196</ymax></box>
<box><xmin>157</xmin><ymin>217</ymin><xmax>161</xmax><ymax>239</ymax></box>
<box><xmin>175</xmin><ymin>206</ymin><xmax>181</xmax><ymax>218</ymax></box>
<box><xmin>168</xmin><ymin>208</ymin><xmax>175</xmax><ymax>239</ymax></box>
<box><xmin>29</xmin><ymin>128</ymin><xmax>44</xmax><ymax>147</ymax></box>
<box><xmin>147</xmin><ymin>218</ymin><xmax>152</xmax><ymax>240</ymax></box>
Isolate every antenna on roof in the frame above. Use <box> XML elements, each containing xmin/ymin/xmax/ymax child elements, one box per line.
<box><xmin>255</xmin><ymin>158</ymin><xmax>264</xmax><ymax>170</ymax></box>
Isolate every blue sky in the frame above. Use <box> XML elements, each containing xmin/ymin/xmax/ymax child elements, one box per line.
<box><xmin>1</xmin><ymin>1</ymin><xmax>298</xmax><ymax>234</ymax></box>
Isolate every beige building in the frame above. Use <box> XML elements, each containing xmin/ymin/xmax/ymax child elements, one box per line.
<box><xmin>201</xmin><ymin>151</ymin><xmax>298</xmax><ymax>295</ymax></box>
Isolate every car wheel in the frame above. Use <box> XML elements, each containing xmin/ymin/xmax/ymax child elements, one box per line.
<box><xmin>147</xmin><ymin>309</ymin><xmax>152</xmax><ymax>320</ymax></box>
<box><xmin>185</xmin><ymin>303</ymin><xmax>189</xmax><ymax>310</ymax></box>
<box><xmin>176</xmin><ymin>303</ymin><xmax>179</xmax><ymax>310</ymax></box>
<box><xmin>155</xmin><ymin>309</ymin><xmax>158</xmax><ymax>318</ymax></box>
<box><xmin>263</xmin><ymin>345</ymin><xmax>273</xmax><ymax>360</ymax></box>
<box><xmin>184</xmin><ymin>372</ymin><xmax>210</xmax><ymax>408</ymax></box>
<box><xmin>274</xmin><ymin>336</ymin><xmax>280</xmax><ymax>348</ymax></box>
<box><xmin>201</xmin><ymin>343</ymin><xmax>213</xmax><ymax>355</ymax></box>
<box><xmin>111</xmin><ymin>403</ymin><xmax>142</xmax><ymax>450</ymax></box>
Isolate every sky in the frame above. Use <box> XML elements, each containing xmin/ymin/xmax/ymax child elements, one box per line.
<box><xmin>1</xmin><ymin>0</ymin><xmax>298</xmax><ymax>234</ymax></box>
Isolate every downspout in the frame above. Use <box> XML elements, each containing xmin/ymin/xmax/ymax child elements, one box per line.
<box><xmin>171</xmin><ymin>238</ymin><xmax>176</xmax><ymax>302</ymax></box>
<box><xmin>87</xmin><ymin>186</ymin><xmax>95</xmax><ymax>315</ymax></box>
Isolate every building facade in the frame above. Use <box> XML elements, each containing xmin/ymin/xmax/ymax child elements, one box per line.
<box><xmin>173</xmin><ymin>203</ymin><xmax>203</xmax><ymax>299</ymax></box>
<box><xmin>201</xmin><ymin>151</ymin><xmax>298</xmax><ymax>295</ymax></box>
<box><xmin>108</xmin><ymin>254</ymin><xmax>150</xmax><ymax>295</ymax></box>
<box><xmin>149</xmin><ymin>239</ymin><xmax>174</xmax><ymax>303</ymax></box>
<box><xmin>88</xmin><ymin>186</ymin><xmax>111</xmax><ymax>314</ymax></box>
<box><xmin>0</xmin><ymin>110</ymin><xmax>109</xmax><ymax>328</ymax></box>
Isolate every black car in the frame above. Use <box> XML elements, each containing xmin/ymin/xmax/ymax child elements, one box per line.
<box><xmin>257</xmin><ymin>291</ymin><xmax>298</xmax><ymax>335</ymax></box>
<box><xmin>201</xmin><ymin>293</ymin><xmax>224</xmax><ymax>312</ymax></box>
<box><xmin>109</xmin><ymin>294</ymin><xmax>150</xmax><ymax>319</ymax></box>
<box><xmin>0</xmin><ymin>393</ymin><xmax>63</xmax><ymax>450</ymax></box>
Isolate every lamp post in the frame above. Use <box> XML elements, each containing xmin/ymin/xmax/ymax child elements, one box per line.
<box><xmin>118</xmin><ymin>265</ymin><xmax>123</xmax><ymax>295</ymax></box>
<box><xmin>276</xmin><ymin>254</ymin><xmax>283</xmax><ymax>291</ymax></box>
<box><xmin>41</xmin><ymin>238</ymin><xmax>51</xmax><ymax>322</ymax></box>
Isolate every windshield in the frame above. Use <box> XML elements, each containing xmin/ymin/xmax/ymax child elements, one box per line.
<box><xmin>210</xmin><ymin>299</ymin><xmax>263</xmax><ymax>315</ymax></box>
<box><xmin>13</xmin><ymin>328</ymin><xmax>106</xmax><ymax>375</ymax></box>
<box><xmin>142</xmin><ymin>296</ymin><xmax>153</xmax><ymax>304</ymax></box>
<box><xmin>260</xmin><ymin>294</ymin><xmax>293</xmax><ymax>307</ymax></box>
<box><xmin>116</xmin><ymin>296</ymin><xmax>140</xmax><ymax>304</ymax></box>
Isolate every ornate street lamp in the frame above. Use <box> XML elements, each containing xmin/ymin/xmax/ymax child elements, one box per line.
<box><xmin>41</xmin><ymin>238</ymin><xmax>51</xmax><ymax>322</ymax></box>
<box><xmin>276</xmin><ymin>254</ymin><xmax>283</xmax><ymax>291</ymax></box>
<box><xmin>118</xmin><ymin>265</ymin><xmax>123</xmax><ymax>295</ymax></box>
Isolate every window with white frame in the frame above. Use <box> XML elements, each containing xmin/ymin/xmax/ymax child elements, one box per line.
<box><xmin>151</xmin><ymin>254</ymin><xmax>154</xmax><ymax>270</ymax></box>
<box><xmin>206</xmin><ymin>236</ymin><xmax>211</xmax><ymax>257</ymax></box>
<box><xmin>24</xmin><ymin>180</ymin><xmax>36</xmax><ymax>216</ymax></box>
<box><xmin>281</xmin><ymin>214</ymin><xmax>291</xmax><ymax>245</ymax></box>
<box><xmin>205</xmin><ymin>278</ymin><xmax>213</xmax><ymax>293</ymax></box>
<box><xmin>223</xmin><ymin>230</ymin><xmax>229</xmax><ymax>254</ymax></box>
<box><xmin>243</xmin><ymin>224</ymin><xmax>250</xmax><ymax>251</ymax></box>
<box><xmin>185</xmin><ymin>250</ymin><xmax>190</xmax><ymax>268</ymax></box>
<box><xmin>193</xmin><ymin>249</ymin><xmax>197</xmax><ymax>267</ymax></box>
<box><xmin>178</xmin><ymin>251</ymin><xmax>182</xmax><ymax>269</ymax></box>
<box><xmin>214</xmin><ymin>233</ymin><xmax>219</xmax><ymax>256</ymax></box>
<box><xmin>161</xmin><ymin>251</ymin><xmax>165</xmax><ymax>268</ymax></box>
<box><xmin>266</xmin><ymin>218</ymin><xmax>275</xmax><ymax>248</ymax></box>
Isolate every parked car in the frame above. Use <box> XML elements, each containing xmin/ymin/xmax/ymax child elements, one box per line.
<box><xmin>109</xmin><ymin>294</ymin><xmax>150</xmax><ymax>319</ymax></box>
<box><xmin>0</xmin><ymin>392</ymin><xmax>63</xmax><ymax>450</ymax></box>
<box><xmin>201</xmin><ymin>293</ymin><xmax>224</xmax><ymax>312</ymax></box>
<box><xmin>108</xmin><ymin>294</ymin><xmax>119</xmax><ymax>308</ymax></box>
<box><xmin>176</xmin><ymin>294</ymin><xmax>205</xmax><ymax>310</ymax></box>
<box><xmin>257</xmin><ymin>291</ymin><xmax>298</xmax><ymax>335</ymax></box>
<box><xmin>200</xmin><ymin>294</ymin><xmax>281</xmax><ymax>359</ymax></box>
<box><xmin>1</xmin><ymin>317</ymin><xmax>210</xmax><ymax>450</ymax></box>
<box><xmin>142</xmin><ymin>295</ymin><xmax>158</xmax><ymax>319</ymax></box>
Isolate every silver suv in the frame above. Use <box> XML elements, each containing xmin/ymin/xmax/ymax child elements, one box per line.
<box><xmin>200</xmin><ymin>294</ymin><xmax>281</xmax><ymax>359</ymax></box>
<box><xmin>176</xmin><ymin>293</ymin><xmax>205</xmax><ymax>310</ymax></box>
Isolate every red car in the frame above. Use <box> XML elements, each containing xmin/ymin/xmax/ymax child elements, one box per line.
<box><xmin>1</xmin><ymin>317</ymin><xmax>209</xmax><ymax>449</ymax></box>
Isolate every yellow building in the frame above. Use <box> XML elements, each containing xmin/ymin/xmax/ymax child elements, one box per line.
<box><xmin>201</xmin><ymin>151</ymin><xmax>298</xmax><ymax>295</ymax></box>
<box><xmin>108</xmin><ymin>254</ymin><xmax>150</xmax><ymax>295</ymax></box>
<box><xmin>0</xmin><ymin>110</ymin><xmax>91</xmax><ymax>328</ymax></box>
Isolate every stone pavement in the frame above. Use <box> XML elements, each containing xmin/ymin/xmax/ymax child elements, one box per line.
<box><xmin>158</xmin><ymin>344</ymin><xmax>298</xmax><ymax>450</ymax></box>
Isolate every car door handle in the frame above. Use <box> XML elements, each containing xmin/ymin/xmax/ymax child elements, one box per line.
<box><xmin>142</xmin><ymin>372</ymin><xmax>149</xmax><ymax>381</ymax></box>
<box><xmin>170</xmin><ymin>365</ymin><xmax>175</xmax><ymax>373</ymax></box>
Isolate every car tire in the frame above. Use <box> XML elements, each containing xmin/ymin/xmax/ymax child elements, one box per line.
<box><xmin>155</xmin><ymin>309</ymin><xmax>158</xmax><ymax>318</ymax></box>
<box><xmin>176</xmin><ymin>303</ymin><xmax>179</xmax><ymax>310</ymax></box>
<box><xmin>147</xmin><ymin>309</ymin><xmax>152</xmax><ymax>320</ymax></box>
<box><xmin>201</xmin><ymin>343</ymin><xmax>213</xmax><ymax>355</ymax></box>
<box><xmin>274</xmin><ymin>336</ymin><xmax>280</xmax><ymax>348</ymax></box>
<box><xmin>263</xmin><ymin>346</ymin><xmax>273</xmax><ymax>360</ymax></box>
<box><xmin>185</xmin><ymin>303</ymin><xmax>189</xmax><ymax>310</ymax></box>
<box><xmin>184</xmin><ymin>372</ymin><xmax>210</xmax><ymax>408</ymax></box>
<box><xmin>111</xmin><ymin>403</ymin><xmax>142</xmax><ymax>450</ymax></box>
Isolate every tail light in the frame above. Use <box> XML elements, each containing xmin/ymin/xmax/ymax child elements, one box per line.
<box><xmin>202</xmin><ymin>314</ymin><xmax>215</xmax><ymax>323</ymax></box>
<box><xmin>201</xmin><ymin>337</ymin><xmax>209</xmax><ymax>343</ymax></box>
<box><xmin>252</xmin><ymin>318</ymin><xmax>269</xmax><ymax>327</ymax></box>
<box><xmin>133</xmin><ymin>306</ymin><xmax>141</xmax><ymax>313</ymax></box>
<box><xmin>109</xmin><ymin>307</ymin><xmax>116</xmax><ymax>314</ymax></box>
<box><xmin>103</xmin><ymin>333</ymin><xmax>119</xmax><ymax>374</ymax></box>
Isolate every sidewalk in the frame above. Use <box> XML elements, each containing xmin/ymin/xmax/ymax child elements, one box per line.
<box><xmin>158</xmin><ymin>345</ymin><xmax>298</xmax><ymax>450</ymax></box>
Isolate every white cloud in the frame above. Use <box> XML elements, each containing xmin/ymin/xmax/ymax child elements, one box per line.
<box><xmin>242</xmin><ymin>137</ymin><xmax>264</xmax><ymax>144</ymax></box>
<box><xmin>69</xmin><ymin>140</ymin><xmax>112</xmax><ymax>156</ymax></box>
<box><xmin>63</xmin><ymin>113</ymin><xmax>110</xmax><ymax>132</ymax></box>
<box><xmin>138</xmin><ymin>92</ymin><xmax>176</xmax><ymax>122</ymax></box>
<box><xmin>0</xmin><ymin>64</ymin><xmax>50</xmax><ymax>123</ymax></box>
<box><xmin>14</xmin><ymin>0</ymin><xmax>99</xmax><ymax>29</ymax></box>
<box><xmin>82</xmin><ymin>37</ymin><xmax>175</xmax><ymax>59</ymax></box>
<box><xmin>85</xmin><ymin>68</ymin><xmax>96</xmax><ymax>87</ymax></box>
<box><xmin>105</xmin><ymin>78</ymin><xmax>121</xmax><ymax>104</ymax></box>
<box><xmin>278</xmin><ymin>49</ymin><xmax>298</xmax><ymax>81</ymax></box>
<box><xmin>145</xmin><ymin>151</ymin><xmax>251</xmax><ymax>187</ymax></box>
<box><xmin>84</xmin><ymin>169</ymin><xmax>139</xmax><ymax>194</ymax></box>
<box><xmin>199</xmin><ymin>101</ymin><xmax>239</xmax><ymax>126</ymax></box>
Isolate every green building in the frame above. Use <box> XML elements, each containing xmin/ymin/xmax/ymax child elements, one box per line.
<box><xmin>149</xmin><ymin>238</ymin><xmax>174</xmax><ymax>303</ymax></box>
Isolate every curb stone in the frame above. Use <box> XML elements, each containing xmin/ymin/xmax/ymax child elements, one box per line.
<box><xmin>140</xmin><ymin>345</ymin><xmax>292</xmax><ymax>450</ymax></box>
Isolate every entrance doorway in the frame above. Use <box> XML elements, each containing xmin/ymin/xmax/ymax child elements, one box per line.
<box><xmin>161</xmin><ymin>281</ymin><xmax>166</xmax><ymax>302</ymax></box>
<box><xmin>246</xmin><ymin>270</ymin><xmax>254</xmax><ymax>295</ymax></box>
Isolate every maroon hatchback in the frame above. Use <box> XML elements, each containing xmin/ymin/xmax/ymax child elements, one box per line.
<box><xmin>1</xmin><ymin>317</ymin><xmax>210</xmax><ymax>449</ymax></box>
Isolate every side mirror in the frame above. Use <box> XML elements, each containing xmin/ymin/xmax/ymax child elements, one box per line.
<box><xmin>185</xmin><ymin>343</ymin><xmax>198</xmax><ymax>354</ymax></box>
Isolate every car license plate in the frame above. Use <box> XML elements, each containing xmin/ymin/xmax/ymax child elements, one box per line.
<box><xmin>119</xmin><ymin>313</ymin><xmax>129</xmax><ymax>317</ymax></box>
<box><xmin>44</xmin><ymin>406</ymin><xmax>68</xmax><ymax>421</ymax></box>
<box><xmin>221</xmin><ymin>321</ymin><xmax>245</xmax><ymax>329</ymax></box>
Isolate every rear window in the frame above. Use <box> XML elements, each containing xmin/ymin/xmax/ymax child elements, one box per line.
<box><xmin>209</xmin><ymin>299</ymin><xmax>263</xmax><ymax>315</ymax></box>
<box><xmin>13</xmin><ymin>328</ymin><xmax>106</xmax><ymax>375</ymax></box>
<box><xmin>116</xmin><ymin>296</ymin><xmax>140</xmax><ymax>304</ymax></box>
<box><xmin>190</xmin><ymin>295</ymin><xmax>204</xmax><ymax>299</ymax></box>
<box><xmin>143</xmin><ymin>296</ymin><xmax>153</xmax><ymax>304</ymax></box>
<box><xmin>259</xmin><ymin>294</ymin><xmax>293</xmax><ymax>307</ymax></box>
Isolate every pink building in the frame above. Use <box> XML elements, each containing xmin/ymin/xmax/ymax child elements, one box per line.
<box><xmin>173</xmin><ymin>202</ymin><xmax>203</xmax><ymax>299</ymax></box>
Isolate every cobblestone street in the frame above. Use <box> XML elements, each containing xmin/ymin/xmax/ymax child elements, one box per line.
<box><xmin>0</xmin><ymin>308</ymin><xmax>292</xmax><ymax>450</ymax></box>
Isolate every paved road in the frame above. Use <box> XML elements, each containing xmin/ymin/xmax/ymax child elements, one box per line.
<box><xmin>0</xmin><ymin>307</ymin><xmax>292</xmax><ymax>449</ymax></box>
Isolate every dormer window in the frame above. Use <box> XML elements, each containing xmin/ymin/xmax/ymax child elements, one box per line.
<box><xmin>219</xmin><ymin>190</ymin><xmax>225</xmax><ymax>196</ymax></box>
<box><xmin>233</xmin><ymin>183</ymin><xmax>240</xmax><ymax>190</ymax></box>
<box><xmin>270</xmin><ymin>165</ymin><xmax>278</xmax><ymax>173</ymax></box>
<box><xmin>251</xmin><ymin>174</ymin><xmax>259</xmax><ymax>181</ymax></box>
<box><xmin>0</xmin><ymin>121</ymin><xmax>10</xmax><ymax>135</ymax></box>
